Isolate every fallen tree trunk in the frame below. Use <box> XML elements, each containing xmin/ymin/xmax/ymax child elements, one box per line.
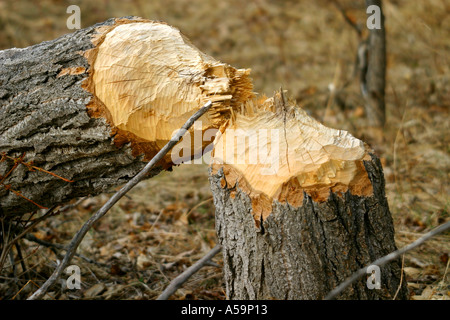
<box><xmin>0</xmin><ymin>17</ymin><xmax>251</xmax><ymax>216</ymax></box>
<box><xmin>209</xmin><ymin>91</ymin><xmax>409</xmax><ymax>299</ymax></box>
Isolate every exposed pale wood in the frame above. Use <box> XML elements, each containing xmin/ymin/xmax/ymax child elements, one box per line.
<box><xmin>87</xmin><ymin>20</ymin><xmax>253</xmax><ymax>163</ymax></box>
<box><xmin>211</xmin><ymin>92</ymin><xmax>373</xmax><ymax>226</ymax></box>
<box><xmin>0</xmin><ymin>18</ymin><xmax>251</xmax><ymax>215</ymax></box>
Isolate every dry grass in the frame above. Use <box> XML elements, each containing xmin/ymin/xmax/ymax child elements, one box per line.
<box><xmin>0</xmin><ymin>0</ymin><xmax>448</xmax><ymax>300</ymax></box>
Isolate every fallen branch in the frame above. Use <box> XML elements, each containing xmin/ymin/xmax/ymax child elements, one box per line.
<box><xmin>0</xmin><ymin>206</ymin><xmax>59</xmax><ymax>271</ymax></box>
<box><xmin>27</xmin><ymin>100</ymin><xmax>213</xmax><ymax>300</ymax></box>
<box><xmin>24</xmin><ymin>234</ymin><xmax>107</xmax><ymax>267</ymax></box>
<box><xmin>156</xmin><ymin>244</ymin><xmax>222</xmax><ymax>300</ymax></box>
<box><xmin>0</xmin><ymin>197</ymin><xmax>88</xmax><ymax>273</ymax></box>
<box><xmin>325</xmin><ymin>220</ymin><xmax>450</xmax><ymax>300</ymax></box>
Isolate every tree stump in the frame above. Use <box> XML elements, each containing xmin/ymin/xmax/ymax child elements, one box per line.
<box><xmin>209</xmin><ymin>92</ymin><xmax>408</xmax><ymax>299</ymax></box>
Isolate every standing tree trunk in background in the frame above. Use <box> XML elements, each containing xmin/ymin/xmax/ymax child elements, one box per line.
<box><xmin>362</xmin><ymin>0</ymin><xmax>386</xmax><ymax>128</ymax></box>
<box><xmin>209</xmin><ymin>91</ymin><xmax>408</xmax><ymax>300</ymax></box>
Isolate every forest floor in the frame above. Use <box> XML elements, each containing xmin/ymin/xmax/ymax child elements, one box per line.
<box><xmin>0</xmin><ymin>0</ymin><xmax>448</xmax><ymax>300</ymax></box>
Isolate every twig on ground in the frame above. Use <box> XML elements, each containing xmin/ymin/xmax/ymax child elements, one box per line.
<box><xmin>157</xmin><ymin>244</ymin><xmax>222</xmax><ymax>300</ymax></box>
<box><xmin>325</xmin><ymin>221</ymin><xmax>450</xmax><ymax>300</ymax></box>
<box><xmin>184</xmin><ymin>197</ymin><xmax>213</xmax><ymax>219</ymax></box>
<box><xmin>0</xmin><ymin>206</ymin><xmax>59</xmax><ymax>271</ymax></box>
<box><xmin>204</xmin><ymin>260</ymin><xmax>221</xmax><ymax>268</ymax></box>
<box><xmin>1</xmin><ymin>198</ymin><xmax>89</xmax><ymax>274</ymax></box>
<box><xmin>59</xmin><ymin>197</ymin><xmax>89</xmax><ymax>213</ymax></box>
<box><xmin>27</xmin><ymin>100</ymin><xmax>213</xmax><ymax>300</ymax></box>
<box><xmin>393</xmin><ymin>254</ymin><xmax>405</xmax><ymax>300</ymax></box>
<box><xmin>11</xmin><ymin>279</ymin><xmax>43</xmax><ymax>300</ymax></box>
<box><xmin>24</xmin><ymin>234</ymin><xmax>107</xmax><ymax>267</ymax></box>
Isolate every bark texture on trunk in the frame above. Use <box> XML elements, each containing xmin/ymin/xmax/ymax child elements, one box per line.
<box><xmin>0</xmin><ymin>18</ymin><xmax>148</xmax><ymax>215</ymax></box>
<box><xmin>210</xmin><ymin>153</ymin><xmax>408</xmax><ymax>299</ymax></box>
<box><xmin>0</xmin><ymin>18</ymin><xmax>251</xmax><ymax>216</ymax></box>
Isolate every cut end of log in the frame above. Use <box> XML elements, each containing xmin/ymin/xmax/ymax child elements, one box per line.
<box><xmin>211</xmin><ymin>92</ymin><xmax>374</xmax><ymax>226</ymax></box>
<box><xmin>73</xmin><ymin>17</ymin><xmax>373</xmax><ymax>226</ymax></box>
<box><xmin>81</xmin><ymin>18</ymin><xmax>254</xmax><ymax>167</ymax></box>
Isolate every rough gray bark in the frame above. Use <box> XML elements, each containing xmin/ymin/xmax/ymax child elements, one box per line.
<box><xmin>209</xmin><ymin>154</ymin><xmax>409</xmax><ymax>300</ymax></box>
<box><xmin>0</xmin><ymin>18</ymin><xmax>160</xmax><ymax>216</ymax></box>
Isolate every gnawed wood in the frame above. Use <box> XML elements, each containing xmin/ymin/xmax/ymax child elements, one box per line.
<box><xmin>211</xmin><ymin>92</ymin><xmax>373</xmax><ymax>227</ymax></box>
<box><xmin>0</xmin><ymin>17</ymin><xmax>252</xmax><ymax>215</ymax></box>
<box><xmin>83</xmin><ymin>18</ymin><xmax>253</xmax><ymax>165</ymax></box>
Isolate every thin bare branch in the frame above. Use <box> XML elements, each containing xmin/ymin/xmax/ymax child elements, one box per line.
<box><xmin>24</xmin><ymin>234</ymin><xmax>107</xmax><ymax>267</ymax></box>
<box><xmin>325</xmin><ymin>221</ymin><xmax>450</xmax><ymax>300</ymax></box>
<box><xmin>27</xmin><ymin>100</ymin><xmax>213</xmax><ymax>300</ymax></box>
<box><xmin>0</xmin><ymin>206</ymin><xmax>59</xmax><ymax>271</ymax></box>
<box><xmin>157</xmin><ymin>244</ymin><xmax>222</xmax><ymax>300</ymax></box>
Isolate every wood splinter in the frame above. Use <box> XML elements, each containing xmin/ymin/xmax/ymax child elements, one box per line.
<box><xmin>0</xmin><ymin>17</ymin><xmax>251</xmax><ymax>215</ymax></box>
